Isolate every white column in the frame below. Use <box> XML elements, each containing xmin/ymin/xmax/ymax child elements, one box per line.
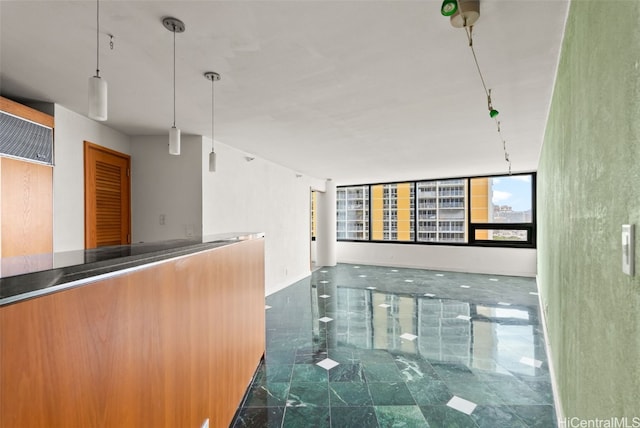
<box><xmin>316</xmin><ymin>179</ymin><xmax>336</xmax><ymax>267</ymax></box>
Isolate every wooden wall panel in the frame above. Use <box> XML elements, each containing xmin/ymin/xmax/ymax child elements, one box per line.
<box><xmin>0</xmin><ymin>238</ymin><xmax>265</xmax><ymax>428</ymax></box>
<box><xmin>0</xmin><ymin>157</ymin><xmax>53</xmax><ymax>258</ymax></box>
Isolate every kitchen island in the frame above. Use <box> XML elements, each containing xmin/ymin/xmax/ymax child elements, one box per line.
<box><xmin>0</xmin><ymin>233</ymin><xmax>265</xmax><ymax>428</ymax></box>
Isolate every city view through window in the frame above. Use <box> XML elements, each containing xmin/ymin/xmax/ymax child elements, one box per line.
<box><xmin>336</xmin><ymin>173</ymin><xmax>534</xmax><ymax>246</ymax></box>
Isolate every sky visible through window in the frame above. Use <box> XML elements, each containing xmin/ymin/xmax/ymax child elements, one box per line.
<box><xmin>491</xmin><ymin>175</ymin><xmax>532</xmax><ymax>212</ymax></box>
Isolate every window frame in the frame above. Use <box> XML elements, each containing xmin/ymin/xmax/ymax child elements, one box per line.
<box><xmin>336</xmin><ymin>172</ymin><xmax>536</xmax><ymax>249</ymax></box>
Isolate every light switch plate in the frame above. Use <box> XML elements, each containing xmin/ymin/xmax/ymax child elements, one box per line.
<box><xmin>622</xmin><ymin>224</ymin><xmax>635</xmax><ymax>276</ymax></box>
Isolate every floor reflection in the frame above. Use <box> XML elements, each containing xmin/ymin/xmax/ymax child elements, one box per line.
<box><xmin>232</xmin><ymin>264</ymin><xmax>557</xmax><ymax>428</ymax></box>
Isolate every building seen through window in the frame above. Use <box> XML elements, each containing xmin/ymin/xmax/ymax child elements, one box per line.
<box><xmin>336</xmin><ymin>173</ymin><xmax>535</xmax><ymax>247</ymax></box>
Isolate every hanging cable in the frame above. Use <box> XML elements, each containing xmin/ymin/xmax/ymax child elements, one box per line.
<box><xmin>464</xmin><ymin>25</ymin><xmax>511</xmax><ymax>174</ymax></box>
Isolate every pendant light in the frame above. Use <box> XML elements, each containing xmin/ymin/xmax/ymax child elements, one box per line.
<box><xmin>204</xmin><ymin>71</ymin><xmax>221</xmax><ymax>172</ymax></box>
<box><xmin>163</xmin><ymin>17</ymin><xmax>185</xmax><ymax>155</ymax></box>
<box><xmin>88</xmin><ymin>0</ymin><xmax>107</xmax><ymax>121</ymax></box>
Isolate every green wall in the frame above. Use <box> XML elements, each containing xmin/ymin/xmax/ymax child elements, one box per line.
<box><xmin>538</xmin><ymin>0</ymin><xmax>640</xmax><ymax>419</ymax></box>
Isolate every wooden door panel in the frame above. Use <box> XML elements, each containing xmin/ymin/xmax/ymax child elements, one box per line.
<box><xmin>84</xmin><ymin>142</ymin><xmax>130</xmax><ymax>249</ymax></box>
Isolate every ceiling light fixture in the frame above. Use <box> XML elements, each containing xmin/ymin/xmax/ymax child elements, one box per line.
<box><xmin>204</xmin><ymin>71</ymin><xmax>221</xmax><ymax>172</ymax></box>
<box><xmin>449</xmin><ymin>0</ymin><xmax>480</xmax><ymax>28</ymax></box>
<box><xmin>440</xmin><ymin>0</ymin><xmax>458</xmax><ymax>17</ymax></box>
<box><xmin>163</xmin><ymin>17</ymin><xmax>185</xmax><ymax>155</ymax></box>
<box><xmin>88</xmin><ymin>0</ymin><xmax>107</xmax><ymax>121</ymax></box>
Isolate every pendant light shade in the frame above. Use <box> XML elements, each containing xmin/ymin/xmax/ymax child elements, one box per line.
<box><xmin>204</xmin><ymin>71</ymin><xmax>221</xmax><ymax>172</ymax></box>
<box><xmin>88</xmin><ymin>75</ymin><xmax>108</xmax><ymax>121</ymax></box>
<box><xmin>169</xmin><ymin>126</ymin><xmax>181</xmax><ymax>155</ymax></box>
<box><xmin>163</xmin><ymin>17</ymin><xmax>185</xmax><ymax>156</ymax></box>
<box><xmin>209</xmin><ymin>151</ymin><xmax>217</xmax><ymax>172</ymax></box>
<box><xmin>88</xmin><ymin>0</ymin><xmax>107</xmax><ymax>121</ymax></box>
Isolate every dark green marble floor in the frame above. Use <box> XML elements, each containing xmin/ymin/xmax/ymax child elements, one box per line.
<box><xmin>231</xmin><ymin>264</ymin><xmax>556</xmax><ymax>428</ymax></box>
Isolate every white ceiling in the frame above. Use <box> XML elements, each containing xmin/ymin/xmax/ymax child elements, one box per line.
<box><xmin>0</xmin><ymin>0</ymin><xmax>568</xmax><ymax>184</ymax></box>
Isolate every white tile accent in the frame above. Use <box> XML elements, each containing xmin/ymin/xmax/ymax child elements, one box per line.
<box><xmin>265</xmin><ymin>305</ymin><xmax>272</xmax><ymax>310</ymax></box>
<box><xmin>353</xmin><ymin>266</ymin><xmax>360</xmax><ymax>269</ymax></box>
<box><xmin>366</xmin><ymin>286</ymin><xmax>377</xmax><ymax>290</ymax></box>
<box><xmin>456</xmin><ymin>315</ymin><xmax>471</xmax><ymax>321</ymax></box>
<box><xmin>520</xmin><ymin>357</ymin><xmax>543</xmax><ymax>368</ymax></box>
<box><xmin>498</xmin><ymin>302</ymin><xmax>511</xmax><ymax>306</ymax></box>
<box><xmin>319</xmin><ymin>294</ymin><xmax>331</xmax><ymax>299</ymax></box>
<box><xmin>404</xmin><ymin>279</ymin><xmax>414</xmax><ymax>283</ymax></box>
<box><xmin>436</xmin><ymin>274</ymin><xmax>445</xmax><ymax>277</ymax></box>
<box><xmin>529</xmin><ymin>292</ymin><xmax>539</xmax><ymax>296</ymax></box>
<box><xmin>391</xmin><ymin>269</ymin><xmax>399</xmax><ymax>272</ymax></box>
<box><xmin>359</xmin><ymin>275</ymin><xmax>367</xmax><ymax>278</ymax></box>
<box><xmin>319</xmin><ymin>280</ymin><xmax>329</xmax><ymax>283</ymax></box>
<box><xmin>447</xmin><ymin>396</ymin><xmax>477</xmax><ymax>415</ymax></box>
<box><xmin>460</xmin><ymin>285</ymin><xmax>471</xmax><ymax>289</ymax></box>
<box><xmin>424</xmin><ymin>293</ymin><xmax>436</xmax><ymax>297</ymax></box>
<box><xmin>378</xmin><ymin>303</ymin><xmax>391</xmax><ymax>308</ymax></box>
<box><xmin>400</xmin><ymin>333</ymin><xmax>418</xmax><ymax>341</ymax></box>
<box><xmin>489</xmin><ymin>278</ymin><xmax>499</xmax><ymax>282</ymax></box>
<box><xmin>318</xmin><ymin>317</ymin><xmax>333</xmax><ymax>323</ymax></box>
<box><xmin>316</xmin><ymin>358</ymin><xmax>340</xmax><ymax>370</ymax></box>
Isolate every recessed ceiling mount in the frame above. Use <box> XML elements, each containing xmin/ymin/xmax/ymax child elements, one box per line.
<box><xmin>162</xmin><ymin>17</ymin><xmax>185</xmax><ymax>33</ymax></box>
<box><xmin>204</xmin><ymin>72</ymin><xmax>220</xmax><ymax>82</ymax></box>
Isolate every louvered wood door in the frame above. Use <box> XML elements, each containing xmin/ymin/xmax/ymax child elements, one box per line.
<box><xmin>84</xmin><ymin>142</ymin><xmax>130</xmax><ymax>249</ymax></box>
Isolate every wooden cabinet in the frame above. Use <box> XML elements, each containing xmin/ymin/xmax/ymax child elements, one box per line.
<box><xmin>0</xmin><ymin>238</ymin><xmax>265</xmax><ymax>427</ymax></box>
<box><xmin>0</xmin><ymin>96</ymin><xmax>54</xmax><ymax>264</ymax></box>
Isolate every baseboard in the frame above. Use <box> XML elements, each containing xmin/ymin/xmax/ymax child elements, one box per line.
<box><xmin>535</xmin><ymin>275</ymin><xmax>565</xmax><ymax>426</ymax></box>
<box><xmin>266</xmin><ymin>271</ymin><xmax>311</xmax><ymax>297</ymax></box>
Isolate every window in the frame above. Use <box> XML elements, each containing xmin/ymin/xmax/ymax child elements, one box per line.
<box><xmin>371</xmin><ymin>182</ymin><xmax>414</xmax><ymax>242</ymax></box>
<box><xmin>336</xmin><ymin>173</ymin><xmax>535</xmax><ymax>248</ymax></box>
<box><xmin>469</xmin><ymin>174</ymin><xmax>535</xmax><ymax>246</ymax></box>
<box><xmin>416</xmin><ymin>179</ymin><xmax>466</xmax><ymax>243</ymax></box>
<box><xmin>337</xmin><ymin>185</ymin><xmax>369</xmax><ymax>240</ymax></box>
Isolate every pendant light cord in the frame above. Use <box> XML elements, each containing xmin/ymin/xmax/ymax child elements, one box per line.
<box><xmin>95</xmin><ymin>0</ymin><xmax>100</xmax><ymax>77</ymax></box>
<box><xmin>172</xmin><ymin>26</ymin><xmax>176</xmax><ymax>127</ymax></box>
<box><xmin>458</xmin><ymin>14</ymin><xmax>513</xmax><ymax>174</ymax></box>
<box><xmin>211</xmin><ymin>78</ymin><xmax>215</xmax><ymax>151</ymax></box>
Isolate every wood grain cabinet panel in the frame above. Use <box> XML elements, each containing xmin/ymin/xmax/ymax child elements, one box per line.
<box><xmin>0</xmin><ymin>157</ymin><xmax>53</xmax><ymax>258</ymax></box>
<box><xmin>0</xmin><ymin>238</ymin><xmax>265</xmax><ymax>428</ymax></box>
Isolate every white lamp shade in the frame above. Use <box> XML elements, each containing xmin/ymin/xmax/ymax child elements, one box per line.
<box><xmin>209</xmin><ymin>150</ymin><xmax>216</xmax><ymax>172</ymax></box>
<box><xmin>169</xmin><ymin>126</ymin><xmax>181</xmax><ymax>155</ymax></box>
<box><xmin>88</xmin><ymin>75</ymin><xmax>108</xmax><ymax>121</ymax></box>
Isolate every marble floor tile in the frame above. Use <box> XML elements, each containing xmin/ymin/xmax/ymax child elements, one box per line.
<box><xmin>368</xmin><ymin>382</ymin><xmax>416</xmax><ymax>406</ymax></box>
<box><xmin>363</xmin><ymin>363</ymin><xmax>404</xmax><ymax>382</ymax></box>
<box><xmin>420</xmin><ymin>405</ymin><xmax>479</xmax><ymax>428</ymax></box>
<box><xmin>232</xmin><ymin>407</ymin><xmax>284</xmax><ymax>428</ymax></box>
<box><xmin>231</xmin><ymin>263</ymin><xmax>558</xmax><ymax>428</ymax></box>
<box><xmin>470</xmin><ymin>405</ymin><xmax>528</xmax><ymax>428</ymax></box>
<box><xmin>330</xmin><ymin>406</ymin><xmax>379</xmax><ymax>428</ymax></box>
<box><xmin>281</xmin><ymin>406</ymin><xmax>330</xmax><ymax>428</ymax></box>
<box><xmin>328</xmin><ymin>364</ymin><xmax>365</xmax><ymax>383</ymax></box>
<box><xmin>329</xmin><ymin>382</ymin><xmax>373</xmax><ymax>407</ymax></box>
<box><xmin>375</xmin><ymin>405</ymin><xmax>429</xmax><ymax>428</ymax></box>
<box><xmin>286</xmin><ymin>382</ymin><xmax>329</xmax><ymax>407</ymax></box>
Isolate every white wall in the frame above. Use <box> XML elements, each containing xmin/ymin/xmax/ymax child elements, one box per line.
<box><xmin>53</xmin><ymin>104</ymin><xmax>131</xmax><ymax>251</ymax></box>
<box><xmin>337</xmin><ymin>242</ymin><xmax>537</xmax><ymax>277</ymax></box>
<box><xmin>202</xmin><ymin>139</ymin><xmax>324</xmax><ymax>295</ymax></box>
<box><xmin>131</xmin><ymin>135</ymin><xmax>203</xmax><ymax>243</ymax></box>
